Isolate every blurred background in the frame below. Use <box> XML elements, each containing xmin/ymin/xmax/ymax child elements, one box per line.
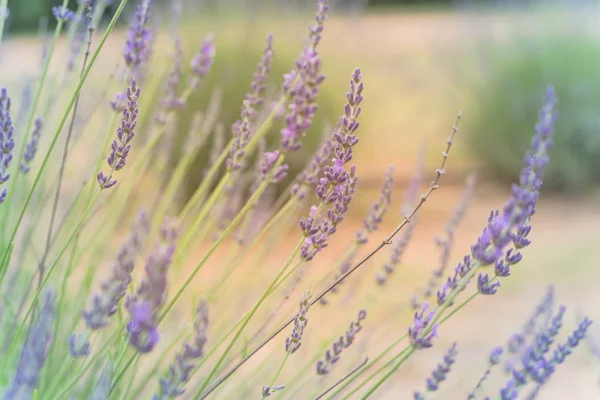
<box><xmin>4</xmin><ymin>0</ymin><xmax>600</xmax><ymax>398</ymax></box>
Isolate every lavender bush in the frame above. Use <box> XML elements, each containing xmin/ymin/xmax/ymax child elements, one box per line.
<box><xmin>0</xmin><ymin>0</ymin><xmax>593</xmax><ymax>399</ymax></box>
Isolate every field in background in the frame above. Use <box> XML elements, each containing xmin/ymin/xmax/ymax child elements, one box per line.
<box><xmin>4</xmin><ymin>5</ymin><xmax>600</xmax><ymax>398</ymax></box>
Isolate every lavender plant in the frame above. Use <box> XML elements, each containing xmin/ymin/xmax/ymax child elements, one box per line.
<box><xmin>0</xmin><ymin>0</ymin><xmax>594</xmax><ymax>399</ymax></box>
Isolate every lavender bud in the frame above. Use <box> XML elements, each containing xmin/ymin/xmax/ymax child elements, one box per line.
<box><xmin>5</xmin><ymin>290</ymin><xmax>55</xmax><ymax>400</ymax></box>
<box><xmin>316</xmin><ymin>309</ymin><xmax>366</xmax><ymax>375</ymax></box>
<box><xmin>124</xmin><ymin>0</ymin><xmax>153</xmax><ymax>69</ymax></box>
<box><xmin>414</xmin><ymin>342</ymin><xmax>457</xmax><ymax>399</ymax></box>
<box><xmin>126</xmin><ymin>219</ymin><xmax>178</xmax><ymax>353</ymax></box>
<box><xmin>0</xmin><ymin>88</ymin><xmax>14</xmax><ymax>204</ymax></box>
<box><xmin>408</xmin><ymin>302</ymin><xmax>438</xmax><ymax>349</ymax></box>
<box><xmin>98</xmin><ymin>78</ymin><xmax>141</xmax><ymax>189</ymax></box>
<box><xmin>20</xmin><ymin>117</ymin><xmax>42</xmax><ymax>174</ymax></box>
<box><xmin>52</xmin><ymin>6</ymin><xmax>75</xmax><ymax>22</ymax></box>
<box><xmin>189</xmin><ymin>34</ymin><xmax>216</xmax><ymax>89</ymax></box>
<box><xmin>285</xmin><ymin>290</ymin><xmax>312</xmax><ymax>354</ymax></box>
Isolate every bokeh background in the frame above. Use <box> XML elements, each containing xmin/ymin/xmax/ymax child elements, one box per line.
<box><xmin>5</xmin><ymin>0</ymin><xmax>600</xmax><ymax>398</ymax></box>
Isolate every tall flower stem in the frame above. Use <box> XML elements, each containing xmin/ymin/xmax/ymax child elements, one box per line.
<box><xmin>263</xmin><ymin>352</ymin><xmax>291</xmax><ymax>399</ymax></box>
<box><xmin>0</xmin><ymin>0</ymin><xmax>130</xmax><ymax>284</ymax></box>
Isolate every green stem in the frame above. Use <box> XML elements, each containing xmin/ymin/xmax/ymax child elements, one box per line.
<box><xmin>194</xmin><ymin>233</ymin><xmax>306</xmax><ymax>399</ymax></box>
<box><xmin>263</xmin><ymin>352</ymin><xmax>291</xmax><ymax>398</ymax></box>
<box><xmin>0</xmin><ymin>0</ymin><xmax>9</xmax><ymax>47</ymax></box>
<box><xmin>360</xmin><ymin>346</ymin><xmax>416</xmax><ymax>399</ymax></box>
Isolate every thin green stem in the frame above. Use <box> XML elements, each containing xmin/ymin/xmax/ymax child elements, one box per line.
<box><xmin>194</xmin><ymin>232</ymin><xmax>306</xmax><ymax>399</ymax></box>
<box><xmin>360</xmin><ymin>346</ymin><xmax>416</xmax><ymax>399</ymax></box>
<box><xmin>263</xmin><ymin>352</ymin><xmax>290</xmax><ymax>398</ymax></box>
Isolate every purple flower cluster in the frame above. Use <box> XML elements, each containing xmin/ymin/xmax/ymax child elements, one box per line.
<box><xmin>52</xmin><ymin>6</ymin><xmax>75</xmax><ymax>22</ymax></box>
<box><xmin>82</xmin><ymin>211</ymin><xmax>150</xmax><ymax>330</ymax></box>
<box><xmin>285</xmin><ymin>290</ymin><xmax>312</xmax><ymax>354</ymax></box>
<box><xmin>246</xmin><ymin>34</ymin><xmax>274</xmax><ymax>119</ymax></box>
<box><xmin>126</xmin><ymin>219</ymin><xmax>178</xmax><ymax>353</ymax></box>
<box><xmin>0</xmin><ymin>88</ymin><xmax>14</xmax><ymax>204</ymax></box>
<box><xmin>499</xmin><ymin>306</ymin><xmax>592</xmax><ymax>399</ymax></box>
<box><xmin>154</xmin><ymin>37</ymin><xmax>185</xmax><ymax>124</ymax></box>
<box><xmin>467</xmin><ymin>346</ymin><xmax>503</xmax><ymax>399</ymax></box>
<box><xmin>316</xmin><ymin>309</ymin><xmax>366</xmax><ymax>375</ymax></box>
<box><xmin>299</xmin><ymin>69</ymin><xmax>363</xmax><ymax>262</ymax></box>
<box><xmin>408</xmin><ymin>302</ymin><xmax>438</xmax><ymax>349</ymax></box>
<box><xmin>6</xmin><ymin>290</ymin><xmax>55</xmax><ymax>400</ymax></box>
<box><xmin>188</xmin><ymin>34</ymin><xmax>216</xmax><ymax>89</ymax></box>
<box><xmin>356</xmin><ymin>166</ymin><xmax>394</xmax><ymax>244</ymax></box>
<box><xmin>414</xmin><ymin>342</ymin><xmax>458</xmax><ymax>399</ymax></box>
<box><xmin>279</xmin><ymin>1</ymin><xmax>328</xmax><ymax>153</ymax></box>
<box><xmin>98</xmin><ymin>78</ymin><xmax>140</xmax><ymax>189</ymax></box>
<box><xmin>124</xmin><ymin>0</ymin><xmax>153</xmax><ymax>69</ymax></box>
<box><xmin>227</xmin><ymin>101</ymin><xmax>252</xmax><ymax>171</ymax></box>
<box><xmin>437</xmin><ymin>87</ymin><xmax>557</xmax><ymax>306</ymax></box>
<box><xmin>261</xmin><ymin>385</ymin><xmax>285</xmax><ymax>397</ymax></box>
<box><xmin>291</xmin><ymin>132</ymin><xmax>334</xmax><ymax>200</ymax></box>
<box><xmin>20</xmin><ymin>117</ymin><xmax>42</xmax><ymax>174</ymax></box>
<box><xmin>156</xmin><ymin>300</ymin><xmax>209</xmax><ymax>398</ymax></box>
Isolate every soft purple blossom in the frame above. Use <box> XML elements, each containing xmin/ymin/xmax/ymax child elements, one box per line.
<box><xmin>20</xmin><ymin>118</ymin><xmax>42</xmax><ymax>174</ymax></box>
<box><xmin>316</xmin><ymin>309</ymin><xmax>366</xmax><ymax>375</ymax></box>
<box><xmin>299</xmin><ymin>70</ymin><xmax>363</xmax><ymax>262</ymax></box>
<box><xmin>98</xmin><ymin>78</ymin><xmax>140</xmax><ymax>189</ymax></box>
<box><xmin>292</xmin><ymin>131</ymin><xmax>334</xmax><ymax>200</ymax></box>
<box><xmin>0</xmin><ymin>88</ymin><xmax>14</xmax><ymax>204</ymax></box>
<box><xmin>52</xmin><ymin>6</ymin><xmax>75</xmax><ymax>22</ymax></box>
<box><xmin>82</xmin><ymin>211</ymin><xmax>150</xmax><ymax>330</ymax></box>
<box><xmin>156</xmin><ymin>300</ymin><xmax>208</xmax><ymax>398</ymax></box>
<box><xmin>188</xmin><ymin>34</ymin><xmax>216</xmax><ymax>89</ymax></box>
<box><xmin>154</xmin><ymin>37</ymin><xmax>185</xmax><ymax>124</ymax></box>
<box><xmin>227</xmin><ymin>101</ymin><xmax>252</xmax><ymax>171</ymax></box>
<box><xmin>126</xmin><ymin>219</ymin><xmax>178</xmax><ymax>353</ymax></box>
<box><xmin>5</xmin><ymin>290</ymin><xmax>55</xmax><ymax>400</ymax></box>
<box><xmin>408</xmin><ymin>302</ymin><xmax>438</xmax><ymax>349</ymax></box>
<box><xmin>245</xmin><ymin>34</ymin><xmax>274</xmax><ymax>119</ymax></box>
<box><xmin>124</xmin><ymin>0</ymin><xmax>153</xmax><ymax>69</ymax></box>
<box><xmin>279</xmin><ymin>1</ymin><xmax>329</xmax><ymax>152</ymax></box>
<box><xmin>285</xmin><ymin>290</ymin><xmax>312</xmax><ymax>354</ymax></box>
<box><xmin>262</xmin><ymin>385</ymin><xmax>285</xmax><ymax>397</ymax></box>
<box><xmin>414</xmin><ymin>342</ymin><xmax>457</xmax><ymax>399</ymax></box>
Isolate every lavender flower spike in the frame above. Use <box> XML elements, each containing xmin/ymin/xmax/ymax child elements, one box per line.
<box><xmin>414</xmin><ymin>343</ymin><xmax>458</xmax><ymax>399</ymax></box>
<box><xmin>299</xmin><ymin>69</ymin><xmax>363</xmax><ymax>262</ymax></box>
<box><xmin>285</xmin><ymin>290</ymin><xmax>312</xmax><ymax>354</ymax></box>
<box><xmin>0</xmin><ymin>88</ymin><xmax>14</xmax><ymax>204</ymax></box>
<box><xmin>408</xmin><ymin>302</ymin><xmax>438</xmax><ymax>349</ymax></box>
<box><xmin>155</xmin><ymin>300</ymin><xmax>209</xmax><ymax>398</ymax></box>
<box><xmin>83</xmin><ymin>211</ymin><xmax>150</xmax><ymax>330</ymax></box>
<box><xmin>126</xmin><ymin>218</ymin><xmax>178</xmax><ymax>353</ymax></box>
<box><xmin>20</xmin><ymin>117</ymin><xmax>42</xmax><ymax>173</ymax></box>
<box><xmin>5</xmin><ymin>290</ymin><xmax>55</xmax><ymax>400</ymax></box>
<box><xmin>317</xmin><ymin>309</ymin><xmax>366</xmax><ymax>375</ymax></box>
<box><xmin>124</xmin><ymin>0</ymin><xmax>153</xmax><ymax>69</ymax></box>
<box><xmin>188</xmin><ymin>34</ymin><xmax>216</xmax><ymax>89</ymax></box>
<box><xmin>356</xmin><ymin>166</ymin><xmax>394</xmax><ymax>244</ymax></box>
<box><xmin>98</xmin><ymin>78</ymin><xmax>141</xmax><ymax>189</ymax></box>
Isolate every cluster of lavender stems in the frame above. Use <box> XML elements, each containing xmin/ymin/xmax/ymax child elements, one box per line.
<box><xmin>0</xmin><ymin>0</ymin><xmax>598</xmax><ymax>399</ymax></box>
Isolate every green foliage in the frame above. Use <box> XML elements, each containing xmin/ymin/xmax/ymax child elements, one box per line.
<box><xmin>466</xmin><ymin>34</ymin><xmax>600</xmax><ymax>192</ymax></box>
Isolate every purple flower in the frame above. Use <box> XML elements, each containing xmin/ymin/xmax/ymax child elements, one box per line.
<box><xmin>292</xmin><ymin>131</ymin><xmax>334</xmax><ymax>200</ymax></box>
<box><xmin>477</xmin><ymin>273</ymin><xmax>500</xmax><ymax>295</ymax></box>
<box><xmin>5</xmin><ymin>290</ymin><xmax>55</xmax><ymax>400</ymax></box>
<box><xmin>52</xmin><ymin>6</ymin><xmax>75</xmax><ymax>22</ymax></box>
<box><xmin>124</xmin><ymin>0</ymin><xmax>153</xmax><ymax>69</ymax></box>
<box><xmin>261</xmin><ymin>385</ymin><xmax>285</xmax><ymax>397</ymax></box>
<box><xmin>414</xmin><ymin>342</ymin><xmax>458</xmax><ymax>398</ymax></box>
<box><xmin>409</xmin><ymin>302</ymin><xmax>438</xmax><ymax>349</ymax></box>
<box><xmin>356</xmin><ymin>166</ymin><xmax>394</xmax><ymax>244</ymax></box>
<box><xmin>246</xmin><ymin>34</ymin><xmax>275</xmax><ymax>118</ymax></box>
<box><xmin>285</xmin><ymin>290</ymin><xmax>312</xmax><ymax>354</ymax></box>
<box><xmin>227</xmin><ymin>101</ymin><xmax>252</xmax><ymax>171</ymax></box>
<box><xmin>82</xmin><ymin>211</ymin><xmax>150</xmax><ymax>330</ymax></box>
<box><xmin>316</xmin><ymin>309</ymin><xmax>366</xmax><ymax>375</ymax></box>
<box><xmin>98</xmin><ymin>78</ymin><xmax>141</xmax><ymax>189</ymax></box>
<box><xmin>299</xmin><ymin>70</ymin><xmax>363</xmax><ymax>262</ymax></box>
<box><xmin>126</xmin><ymin>219</ymin><xmax>178</xmax><ymax>353</ymax></box>
<box><xmin>154</xmin><ymin>37</ymin><xmax>186</xmax><ymax>124</ymax></box>
<box><xmin>0</xmin><ymin>88</ymin><xmax>14</xmax><ymax>204</ymax></box>
<box><xmin>279</xmin><ymin>1</ymin><xmax>329</xmax><ymax>153</ymax></box>
<box><xmin>156</xmin><ymin>300</ymin><xmax>209</xmax><ymax>398</ymax></box>
<box><xmin>188</xmin><ymin>34</ymin><xmax>216</xmax><ymax>89</ymax></box>
<box><xmin>20</xmin><ymin>117</ymin><xmax>42</xmax><ymax>174</ymax></box>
